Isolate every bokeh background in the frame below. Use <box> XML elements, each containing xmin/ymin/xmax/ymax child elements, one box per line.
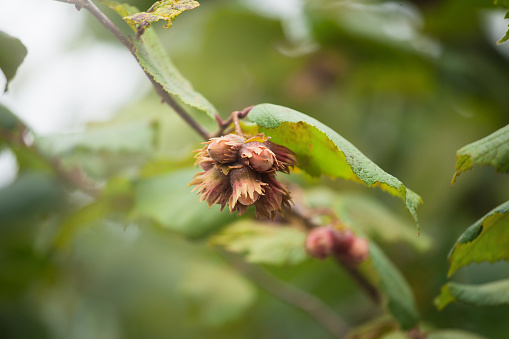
<box><xmin>1</xmin><ymin>0</ymin><xmax>509</xmax><ymax>338</ymax></box>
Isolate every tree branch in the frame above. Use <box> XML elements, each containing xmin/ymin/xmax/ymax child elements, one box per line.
<box><xmin>54</xmin><ymin>0</ymin><xmax>211</xmax><ymax>140</ymax></box>
<box><xmin>225</xmin><ymin>253</ymin><xmax>350</xmax><ymax>339</ymax></box>
<box><xmin>0</xmin><ymin>124</ymin><xmax>100</xmax><ymax>197</ymax></box>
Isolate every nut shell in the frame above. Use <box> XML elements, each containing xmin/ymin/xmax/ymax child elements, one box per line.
<box><xmin>207</xmin><ymin>134</ymin><xmax>245</xmax><ymax>163</ymax></box>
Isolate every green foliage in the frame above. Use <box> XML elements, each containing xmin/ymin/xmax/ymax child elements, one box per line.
<box><xmin>447</xmin><ymin>200</ymin><xmax>509</xmax><ymax>277</ymax></box>
<box><xmin>426</xmin><ymin>330</ymin><xmax>487</xmax><ymax>339</ymax></box>
<box><xmin>0</xmin><ymin>171</ymin><xmax>63</xmax><ymax>224</ymax></box>
<box><xmin>452</xmin><ymin>124</ymin><xmax>509</xmax><ymax>184</ymax></box>
<box><xmin>0</xmin><ymin>103</ymin><xmax>20</xmax><ymax>131</ymax></box>
<box><xmin>0</xmin><ymin>31</ymin><xmax>27</xmax><ymax>92</ymax></box>
<box><xmin>435</xmin><ymin>279</ymin><xmax>509</xmax><ymax>310</ymax></box>
<box><xmin>363</xmin><ymin>243</ymin><xmax>419</xmax><ymax>330</ymax></box>
<box><xmin>330</xmin><ymin>192</ymin><xmax>431</xmax><ymax>251</ymax></box>
<box><xmin>498</xmin><ymin>11</ymin><xmax>509</xmax><ymax>44</ymax></box>
<box><xmin>131</xmin><ymin>168</ymin><xmax>236</xmax><ymax>237</ymax></box>
<box><xmin>53</xmin><ymin>222</ymin><xmax>256</xmax><ymax>328</ymax></box>
<box><xmin>247</xmin><ymin>104</ymin><xmax>422</xmax><ymax>230</ymax></box>
<box><xmin>4</xmin><ymin>0</ymin><xmax>509</xmax><ymax>338</ymax></box>
<box><xmin>101</xmin><ymin>1</ymin><xmax>217</xmax><ymax>120</ymax></box>
<box><xmin>209</xmin><ymin>220</ymin><xmax>309</xmax><ymax>266</ymax></box>
<box><xmin>439</xmin><ymin>118</ymin><xmax>509</xmax><ymax>312</ymax></box>
<box><xmin>494</xmin><ymin>1</ymin><xmax>509</xmax><ymax>44</ymax></box>
<box><xmin>53</xmin><ymin>177</ymin><xmax>134</xmax><ymax>248</ymax></box>
<box><xmin>38</xmin><ymin>120</ymin><xmax>155</xmax><ymax>155</ymax></box>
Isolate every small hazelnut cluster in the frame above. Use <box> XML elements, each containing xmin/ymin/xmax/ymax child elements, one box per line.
<box><xmin>305</xmin><ymin>227</ymin><xmax>369</xmax><ymax>266</ymax></box>
<box><xmin>189</xmin><ymin>133</ymin><xmax>298</xmax><ymax>219</ymax></box>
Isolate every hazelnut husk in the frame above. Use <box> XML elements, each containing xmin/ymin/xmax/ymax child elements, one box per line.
<box><xmin>206</xmin><ymin>134</ymin><xmax>245</xmax><ymax>163</ymax></box>
<box><xmin>305</xmin><ymin>227</ymin><xmax>369</xmax><ymax>265</ymax></box>
<box><xmin>189</xmin><ymin>132</ymin><xmax>297</xmax><ymax>219</ymax></box>
<box><xmin>239</xmin><ymin>142</ymin><xmax>277</xmax><ymax>172</ymax></box>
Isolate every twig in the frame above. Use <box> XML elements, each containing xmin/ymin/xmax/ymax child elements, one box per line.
<box><xmin>54</xmin><ymin>0</ymin><xmax>210</xmax><ymax>140</ymax></box>
<box><xmin>212</xmin><ymin>106</ymin><xmax>254</xmax><ymax>137</ymax></box>
<box><xmin>225</xmin><ymin>253</ymin><xmax>350</xmax><ymax>339</ymax></box>
<box><xmin>55</xmin><ymin>0</ymin><xmax>133</xmax><ymax>51</ymax></box>
<box><xmin>232</xmin><ymin>111</ymin><xmax>243</xmax><ymax>136</ymax></box>
<box><xmin>335</xmin><ymin>258</ymin><xmax>381</xmax><ymax>305</ymax></box>
<box><xmin>0</xmin><ymin>124</ymin><xmax>100</xmax><ymax>197</ymax></box>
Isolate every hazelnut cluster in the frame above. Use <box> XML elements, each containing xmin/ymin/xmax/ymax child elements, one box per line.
<box><xmin>189</xmin><ymin>133</ymin><xmax>298</xmax><ymax>219</ymax></box>
<box><xmin>305</xmin><ymin>227</ymin><xmax>369</xmax><ymax>266</ymax></box>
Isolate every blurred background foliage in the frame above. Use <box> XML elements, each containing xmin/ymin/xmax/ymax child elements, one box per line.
<box><xmin>1</xmin><ymin>0</ymin><xmax>509</xmax><ymax>338</ymax></box>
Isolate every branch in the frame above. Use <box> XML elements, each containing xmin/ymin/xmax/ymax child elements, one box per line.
<box><xmin>55</xmin><ymin>0</ymin><xmax>210</xmax><ymax>140</ymax></box>
<box><xmin>334</xmin><ymin>258</ymin><xmax>381</xmax><ymax>305</ymax></box>
<box><xmin>212</xmin><ymin>106</ymin><xmax>254</xmax><ymax>137</ymax></box>
<box><xmin>0</xmin><ymin>124</ymin><xmax>100</xmax><ymax>197</ymax></box>
<box><xmin>225</xmin><ymin>253</ymin><xmax>350</xmax><ymax>339</ymax></box>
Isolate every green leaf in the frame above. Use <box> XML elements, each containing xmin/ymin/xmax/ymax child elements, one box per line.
<box><xmin>133</xmin><ymin>29</ymin><xmax>217</xmax><ymax>120</ymax></box>
<box><xmin>123</xmin><ymin>0</ymin><xmax>200</xmax><ymax>35</ymax></box>
<box><xmin>427</xmin><ymin>329</ymin><xmax>487</xmax><ymax>339</ymax></box>
<box><xmin>0</xmin><ymin>103</ymin><xmax>20</xmax><ymax>131</ymax></box>
<box><xmin>100</xmin><ymin>1</ymin><xmax>217</xmax><ymax>120</ymax></box>
<box><xmin>0</xmin><ymin>171</ymin><xmax>63</xmax><ymax>225</ymax></box>
<box><xmin>247</xmin><ymin>104</ymin><xmax>422</xmax><ymax>230</ymax></box>
<box><xmin>329</xmin><ymin>192</ymin><xmax>431</xmax><ymax>251</ymax></box>
<box><xmin>447</xmin><ymin>200</ymin><xmax>509</xmax><ymax>276</ymax></box>
<box><xmin>66</xmin><ymin>223</ymin><xmax>256</xmax><ymax>327</ymax></box>
<box><xmin>209</xmin><ymin>220</ymin><xmax>309</xmax><ymax>266</ymax></box>
<box><xmin>345</xmin><ymin>315</ymin><xmax>398</xmax><ymax>339</ymax></box>
<box><xmin>364</xmin><ymin>242</ymin><xmax>419</xmax><ymax>330</ymax></box>
<box><xmin>435</xmin><ymin>279</ymin><xmax>509</xmax><ymax>310</ymax></box>
<box><xmin>37</xmin><ymin>120</ymin><xmax>155</xmax><ymax>156</ymax></box>
<box><xmin>0</xmin><ymin>103</ymin><xmax>25</xmax><ymax>151</ymax></box>
<box><xmin>497</xmin><ymin>11</ymin><xmax>509</xmax><ymax>44</ymax></box>
<box><xmin>179</xmin><ymin>257</ymin><xmax>256</xmax><ymax>326</ymax></box>
<box><xmin>53</xmin><ymin>177</ymin><xmax>134</xmax><ymax>248</ymax></box>
<box><xmin>452</xmin><ymin>124</ymin><xmax>509</xmax><ymax>184</ymax></box>
<box><xmin>494</xmin><ymin>0</ymin><xmax>509</xmax><ymax>8</ymax></box>
<box><xmin>131</xmin><ymin>168</ymin><xmax>236</xmax><ymax>237</ymax></box>
<box><xmin>0</xmin><ymin>31</ymin><xmax>27</xmax><ymax>92</ymax></box>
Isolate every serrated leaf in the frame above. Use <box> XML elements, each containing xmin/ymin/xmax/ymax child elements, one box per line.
<box><xmin>435</xmin><ymin>279</ymin><xmax>509</xmax><ymax>310</ymax></box>
<box><xmin>209</xmin><ymin>220</ymin><xmax>309</xmax><ymax>266</ymax></box>
<box><xmin>123</xmin><ymin>0</ymin><xmax>199</xmax><ymax>34</ymax></box>
<box><xmin>363</xmin><ymin>242</ymin><xmax>419</xmax><ymax>330</ymax></box>
<box><xmin>131</xmin><ymin>168</ymin><xmax>236</xmax><ymax>237</ymax></box>
<box><xmin>0</xmin><ymin>31</ymin><xmax>27</xmax><ymax>92</ymax></box>
<box><xmin>247</xmin><ymin>104</ymin><xmax>422</xmax><ymax>231</ymax></box>
<box><xmin>447</xmin><ymin>200</ymin><xmax>509</xmax><ymax>277</ymax></box>
<box><xmin>99</xmin><ymin>1</ymin><xmax>217</xmax><ymax>120</ymax></box>
<box><xmin>452</xmin><ymin>124</ymin><xmax>509</xmax><ymax>184</ymax></box>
